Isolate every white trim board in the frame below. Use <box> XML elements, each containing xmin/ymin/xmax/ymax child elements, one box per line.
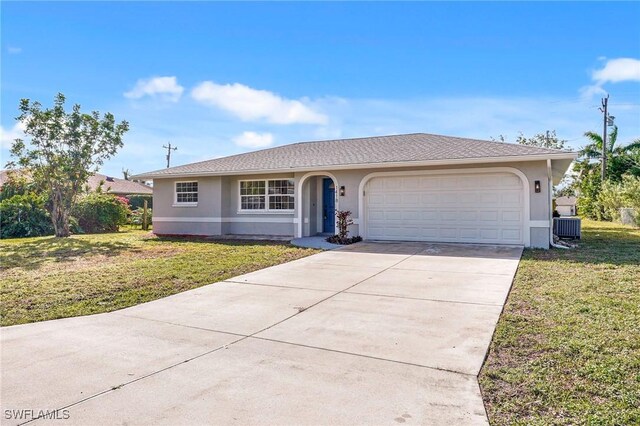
<box><xmin>153</xmin><ymin>217</ymin><xmax>298</xmax><ymax>224</ymax></box>
<box><xmin>529</xmin><ymin>220</ymin><xmax>550</xmax><ymax>228</ymax></box>
<box><xmin>296</xmin><ymin>172</ymin><xmax>340</xmax><ymax>238</ymax></box>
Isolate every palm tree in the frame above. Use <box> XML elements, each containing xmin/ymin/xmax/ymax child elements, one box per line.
<box><xmin>578</xmin><ymin>126</ymin><xmax>640</xmax><ymax>181</ymax></box>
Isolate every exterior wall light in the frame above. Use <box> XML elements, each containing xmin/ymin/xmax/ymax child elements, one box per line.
<box><xmin>339</xmin><ymin>186</ymin><xmax>346</xmax><ymax>196</ymax></box>
<box><xmin>535</xmin><ymin>180</ymin><xmax>541</xmax><ymax>193</ymax></box>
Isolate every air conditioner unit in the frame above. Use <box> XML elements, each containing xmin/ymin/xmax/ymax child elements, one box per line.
<box><xmin>553</xmin><ymin>217</ymin><xmax>581</xmax><ymax>239</ymax></box>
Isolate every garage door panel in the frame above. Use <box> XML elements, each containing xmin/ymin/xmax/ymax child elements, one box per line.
<box><xmin>501</xmin><ymin>229</ymin><xmax>522</xmax><ymax>241</ymax></box>
<box><xmin>502</xmin><ymin>210</ymin><xmax>521</xmax><ymax>222</ymax></box>
<box><xmin>478</xmin><ymin>210</ymin><xmax>499</xmax><ymax>222</ymax></box>
<box><xmin>401</xmin><ymin>210</ymin><xmax>421</xmax><ymax>221</ymax></box>
<box><xmin>440</xmin><ymin>210</ymin><xmax>458</xmax><ymax>221</ymax></box>
<box><xmin>479</xmin><ymin>229</ymin><xmax>500</xmax><ymax>240</ymax></box>
<box><xmin>459</xmin><ymin>211</ymin><xmax>478</xmax><ymax>221</ymax></box>
<box><xmin>365</xmin><ymin>172</ymin><xmax>524</xmax><ymax>245</ymax></box>
<box><xmin>500</xmin><ymin>191</ymin><xmax>522</xmax><ymax>206</ymax></box>
<box><xmin>400</xmin><ymin>194</ymin><xmax>420</xmax><ymax>205</ymax></box>
<box><xmin>480</xmin><ymin>193</ymin><xmax>500</xmax><ymax>204</ymax></box>
<box><xmin>459</xmin><ymin>228</ymin><xmax>480</xmax><ymax>239</ymax></box>
<box><xmin>419</xmin><ymin>193</ymin><xmax>440</xmax><ymax>204</ymax></box>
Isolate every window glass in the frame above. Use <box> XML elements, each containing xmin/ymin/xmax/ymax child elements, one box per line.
<box><xmin>268</xmin><ymin>179</ymin><xmax>295</xmax><ymax>195</ymax></box>
<box><xmin>176</xmin><ymin>182</ymin><xmax>198</xmax><ymax>203</ymax></box>
<box><xmin>240</xmin><ymin>181</ymin><xmax>266</xmax><ymax>195</ymax></box>
<box><xmin>240</xmin><ymin>180</ymin><xmax>295</xmax><ymax>211</ymax></box>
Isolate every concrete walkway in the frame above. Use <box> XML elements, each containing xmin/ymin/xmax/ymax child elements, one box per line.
<box><xmin>290</xmin><ymin>235</ymin><xmax>341</xmax><ymax>250</ymax></box>
<box><xmin>1</xmin><ymin>242</ymin><xmax>522</xmax><ymax>425</ymax></box>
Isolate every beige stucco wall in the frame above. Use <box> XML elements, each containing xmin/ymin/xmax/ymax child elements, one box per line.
<box><xmin>153</xmin><ymin>173</ymin><xmax>296</xmax><ymax>237</ymax></box>
<box><xmin>151</xmin><ymin>160</ymin><xmax>552</xmax><ymax>247</ymax></box>
<box><xmin>294</xmin><ymin>160</ymin><xmax>551</xmax><ymax>247</ymax></box>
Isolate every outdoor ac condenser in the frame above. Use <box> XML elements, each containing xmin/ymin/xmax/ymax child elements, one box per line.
<box><xmin>553</xmin><ymin>217</ymin><xmax>581</xmax><ymax>240</ymax></box>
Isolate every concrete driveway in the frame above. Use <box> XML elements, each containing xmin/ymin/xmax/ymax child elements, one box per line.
<box><xmin>1</xmin><ymin>242</ymin><xmax>522</xmax><ymax>425</ymax></box>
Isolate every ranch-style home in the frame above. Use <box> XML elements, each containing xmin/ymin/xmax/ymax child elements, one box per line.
<box><xmin>133</xmin><ymin>133</ymin><xmax>577</xmax><ymax>248</ymax></box>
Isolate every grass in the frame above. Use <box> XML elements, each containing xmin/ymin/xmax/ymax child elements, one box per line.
<box><xmin>0</xmin><ymin>230</ymin><xmax>318</xmax><ymax>326</ymax></box>
<box><xmin>480</xmin><ymin>219</ymin><xmax>640</xmax><ymax>425</ymax></box>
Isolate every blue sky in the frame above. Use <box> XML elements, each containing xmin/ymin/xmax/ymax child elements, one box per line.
<box><xmin>2</xmin><ymin>2</ymin><xmax>640</xmax><ymax>177</ymax></box>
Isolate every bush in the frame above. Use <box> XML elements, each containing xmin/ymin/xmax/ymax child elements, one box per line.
<box><xmin>598</xmin><ymin>175</ymin><xmax>640</xmax><ymax>226</ymax></box>
<box><xmin>0</xmin><ymin>193</ymin><xmax>54</xmax><ymax>238</ymax></box>
<box><xmin>326</xmin><ymin>210</ymin><xmax>362</xmax><ymax>245</ymax></box>
<box><xmin>577</xmin><ymin>170</ymin><xmax>604</xmax><ymax>220</ymax></box>
<box><xmin>73</xmin><ymin>193</ymin><xmax>130</xmax><ymax>233</ymax></box>
<box><xmin>126</xmin><ymin>194</ymin><xmax>153</xmax><ymax>209</ymax></box>
<box><xmin>129</xmin><ymin>207</ymin><xmax>152</xmax><ymax>228</ymax></box>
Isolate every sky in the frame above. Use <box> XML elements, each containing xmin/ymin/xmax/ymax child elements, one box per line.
<box><xmin>1</xmin><ymin>2</ymin><xmax>640</xmax><ymax>178</ymax></box>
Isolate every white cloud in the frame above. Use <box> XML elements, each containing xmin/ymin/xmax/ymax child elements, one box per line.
<box><xmin>0</xmin><ymin>122</ymin><xmax>26</xmax><ymax>149</ymax></box>
<box><xmin>581</xmin><ymin>57</ymin><xmax>640</xmax><ymax>99</ymax></box>
<box><xmin>7</xmin><ymin>46</ymin><xmax>22</xmax><ymax>54</ymax></box>
<box><xmin>233</xmin><ymin>131</ymin><xmax>274</xmax><ymax>148</ymax></box>
<box><xmin>124</xmin><ymin>76</ymin><xmax>184</xmax><ymax>101</ymax></box>
<box><xmin>593</xmin><ymin>58</ymin><xmax>640</xmax><ymax>84</ymax></box>
<box><xmin>191</xmin><ymin>81</ymin><xmax>328</xmax><ymax>125</ymax></box>
<box><xmin>579</xmin><ymin>84</ymin><xmax>607</xmax><ymax>99</ymax></box>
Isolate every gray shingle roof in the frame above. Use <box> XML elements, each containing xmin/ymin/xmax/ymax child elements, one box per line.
<box><xmin>135</xmin><ymin>133</ymin><xmax>575</xmax><ymax>178</ymax></box>
<box><xmin>0</xmin><ymin>170</ymin><xmax>152</xmax><ymax>195</ymax></box>
<box><xmin>87</xmin><ymin>174</ymin><xmax>153</xmax><ymax>195</ymax></box>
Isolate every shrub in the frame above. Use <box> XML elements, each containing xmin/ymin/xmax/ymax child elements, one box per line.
<box><xmin>73</xmin><ymin>193</ymin><xmax>130</xmax><ymax>233</ymax></box>
<box><xmin>326</xmin><ymin>210</ymin><xmax>362</xmax><ymax>245</ymax></box>
<box><xmin>129</xmin><ymin>207</ymin><xmax>152</xmax><ymax>228</ymax></box>
<box><xmin>577</xmin><ymin>170</ymin><xmax>604</xmax><ymax>220</ymax></box>
<box><xmin>126</xmin><ymin>194</ymin><xmax>153</xmax><ymax>209</ymax></box>
<box><xmin>0</xmin><ymin>193</ymin><xmax>54</xmax><ymax>238</ymax></box>
<box><xmin>596</xmin><ymin>175</ymin><xmax>640</xmax><ymax>226</ymax></box>
<box><xmin>598</xmin><ymin>181</ymin><xmax>625</xmax><ymax>222</ymax></box>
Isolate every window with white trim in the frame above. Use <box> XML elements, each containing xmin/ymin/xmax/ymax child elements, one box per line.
<box><xmin>175</xmin><ymin>181</ymin><xmax>198</xmax><ymax>204</ymax></box>
<box><xmin>240</xmin><ymin>179</ymin><xmax>294</xmax><ymax>211</ymax></box>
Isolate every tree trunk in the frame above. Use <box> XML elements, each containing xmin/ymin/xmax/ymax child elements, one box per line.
<box><xmin>51</xmin><ymin>189</ymin><xmax>71</xmax><ymax>237</ymax></box>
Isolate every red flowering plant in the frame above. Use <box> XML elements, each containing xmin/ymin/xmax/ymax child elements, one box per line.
<box><xmin>72</xmin><ymin>193</ymin><xmax>131</xmax><ymax>233</ymax></box>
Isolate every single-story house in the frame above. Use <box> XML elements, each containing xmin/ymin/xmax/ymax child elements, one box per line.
<box><xmin>133</xmin><ymin>133</ymin><xmax>577</xmax><ymax>248</ymax></box>
<box><xmin>87</xmin><ymin>173</ymin><xmax>153</xmax><ymax>196</ymax></box>
<box><xmin>555</xmin><ymin>196</ymin><xmax>577</xmax><ymax>217</ymax></box>
<box><xmin>0</xmin><ymin>170</ymin><xmax>152</xmax><ymax>196</ymax></box>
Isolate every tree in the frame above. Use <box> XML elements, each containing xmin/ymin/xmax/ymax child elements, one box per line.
<box><xmin>492</xmin><ymin>131</ymin><xmax>567</xmax><ymax>150</ymax></box>
<box><xmin>516</xmin><ymin>130</ymin><xmax>567</xmax><ymax>150</ymax></box>
<box><xmin>572</xmin><ymin>125</ymin><xmax>640</xmax><ymax>220</ymax></box>
<box><xmin>580</xmin><ymin>126</ymin><xmax>640</xmax><ymax>182</ymax></box>
<box><xmin>6</xmin><ymin>93</ymin><xmax>129</xmax><ymax>237</ymax></box>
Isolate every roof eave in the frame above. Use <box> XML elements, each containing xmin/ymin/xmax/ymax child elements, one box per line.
<box><xmin>132</xmin><ymin>152</ymin><xmax>579</xmax><ymax>180</ymax></box>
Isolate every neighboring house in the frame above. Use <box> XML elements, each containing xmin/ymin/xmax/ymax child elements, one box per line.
<box><xmin>555</xmin><ymin>196</ymin><xmax>577</xmax><ymax>217</ymax></box>
<box><xmin>133</xmin><ymin>133</ymin><xmax>577</xmax><ymax>248</ymax></box>
<box><xmin>86</xmin><ymin>173</ymin><xmax>152</xmax><ymax>196</ymax></box>
<box><xmin>0</xmin><ymin>170</ymin><xmax>152</xmax><ymax>196</ymax></box>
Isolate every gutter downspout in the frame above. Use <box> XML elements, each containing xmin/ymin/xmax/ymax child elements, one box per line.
<box><xmin>547</xmin><ymin>159</ymin><xmax>569</xmax><ymax>249</ymax></box>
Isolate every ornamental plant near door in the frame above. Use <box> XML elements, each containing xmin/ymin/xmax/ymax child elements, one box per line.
<box><xmin>326</xmin><ymin>210</ymin><xmax>363</xmax><ymax>245</ymax></box>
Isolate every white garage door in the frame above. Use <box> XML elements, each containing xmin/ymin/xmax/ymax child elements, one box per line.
<box><xmin>365</xmin><ymin>172</ymin><xmax>524</xmax><ymax>244</ymax></box>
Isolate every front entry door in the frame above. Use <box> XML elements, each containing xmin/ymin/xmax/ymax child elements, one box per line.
<box><xmin>322</xmin><ymin>178</ymin><xmax>336</xmax><ymax>234</ymax></box>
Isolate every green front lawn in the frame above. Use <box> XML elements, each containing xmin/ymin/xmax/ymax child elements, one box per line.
<box><xmin>0</xmin><ymin>231</ymin><xmax>318</xmax><ymax>326</ymax></box>
<box><xmin>480</xmin><ymin>220</ymin><xmax>640</xmax><ymax>425</ymax></box>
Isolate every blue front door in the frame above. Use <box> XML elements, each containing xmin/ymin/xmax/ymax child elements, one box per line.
<box><xmin>322</xmin><ymin>178</ymin><xmax>335</xmax><ymax>234</ymax></box>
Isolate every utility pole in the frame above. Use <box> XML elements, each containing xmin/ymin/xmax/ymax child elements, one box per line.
<box><xmin>546</xmin><ymin>130</ymin><xmax>550</xmax><ymax>147</ymax></box>
<box><xmin>163</xmin><ymin>143</ymin><xmax>177</xmax><ymax>168</ymax></box>
<box><xmin>600</xmin><ymin>96</ymin><xmax>609</xmax><ymax>181</ymax></box>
